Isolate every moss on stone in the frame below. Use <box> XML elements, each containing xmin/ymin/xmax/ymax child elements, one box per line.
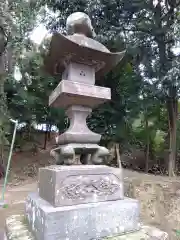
<box><xmin>6</xmin><ymin>215</ymin><xmax>35</xmax><ymax>240</ymax></box>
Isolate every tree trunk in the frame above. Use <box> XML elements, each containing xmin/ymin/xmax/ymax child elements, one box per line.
<box><xmin>168</xmin><ymin>107</ymin><xmax>177</xmax><ymax>176</ymax></box>
<box><xmin>0</xmin><ymin>144</ymin><xmax>4</xmax><ymax>166</ymax></box>
<box><xmin>43</xmin><ymin>128</ymin><xmax>48</xmax><ymax>150</ymax></box>
<box><xmin>145</xmin><ymin>115</ymin><xmax>150</xmax><ymax>173</ymax></box>
<box><xmin>47</xmin><ymin>124</ymin><xmax>51</xmax><ymax>141</ymax></box>
<box><xmin>0</xmin><ymin>55</ymin><xmax>6</xmax><ymax>173</ymax></box>
<box><xmin>26</xmin><ymin>122</ymin><xmax>31</xmax><ymax>141</ymax></box>
<box><xmin>115</xmin><ymin>143</ymin><xmax>122</xmax><ymax>169</ymax></box>
<box><xmin>168</xmin><ymin>125</ymin><xmax>176</xmax><ymax>177</ymax></box>
<box><xmin>167</xmin><ymin>88</ymin><xmax>177</xmax><ymax>177</ymax></box>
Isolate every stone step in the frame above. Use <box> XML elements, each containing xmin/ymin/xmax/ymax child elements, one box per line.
<box><xmin>4</xmin><ymin>215</ymin><xmax>168</xmax><ymax>240</ymax></box>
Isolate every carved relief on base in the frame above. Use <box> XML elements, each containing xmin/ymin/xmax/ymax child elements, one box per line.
<box><xmin>38</xmin><ymin>165</ymin><xmax>124</xmax><ymax>206</ymax></box>
<box><xmin>60</xmin><ymin>174</ymin><xmax>120</xmax><ymax>200</ymax></box>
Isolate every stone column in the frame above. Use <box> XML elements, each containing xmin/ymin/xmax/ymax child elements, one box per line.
<box><xmin>49</xmin><ymin>61</ymin><xmax>111</xmax><ymax>165</ymax></box>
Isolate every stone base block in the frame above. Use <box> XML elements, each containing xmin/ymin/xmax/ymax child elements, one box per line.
<box><xmin>38</xmin><ymin>165</ymin><xmax>124</xmax><ymax>207</ymax></box>
<box><xmin>26</xmin><ymin>193</ymin><xmax>140</xmax><ymax>240</ymax></box>
<box><xmin>5</xmin><ymin>215</ymin><xmax>168</xmax><ymax>240</ymax></box>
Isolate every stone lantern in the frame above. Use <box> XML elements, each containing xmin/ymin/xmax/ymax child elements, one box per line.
<box><xmin>3</xmin><ymin>12</ymin><xmax>168</xmax><ymax>240</ymax></box>
<box><xmin>44</xmin><ymin>12</ymin><xmax>125</xmax><ymax>166</ymax></box>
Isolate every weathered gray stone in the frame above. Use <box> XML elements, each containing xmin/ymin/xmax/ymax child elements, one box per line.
<box><xmin>26</xmin><ymin>193</ymin><xmax>140</xmax><ymax>240</ymax></box>
<box><xmin>102</xmin><ymin>225</ymin><xmax>168</xmax><ymax>239</ymax></box>
<box><xmin>50</xmin><ymin>143</ymin><xmax>109</xmax><ymax>165</ymax></box>
<box><xmin>62</xmin><ymin>62</ymin><xmax>96</xmax><ymax>85</ymax></box>
<box><xmin>44</xmin><ymin>33</ymin><xmax>125</xmax><ymax>80</ymax></box>
<box><xmin>57</xmin><ymin>106</ymin><xmax>101</xmax><ymax>144</ymax></box>
<box><xmin>4</xmin><ymin>215</ymin><xmax>168</xmax><ymax>240</ymax></box>
<box><xmin>49</xmin><ymin>80</ymin><xmax>111</xmax><ymax>109</ymax></box>
<box><xmin>66</xmin><ymin>12</ymin><xmax>96</xmax><ymax>38</ymax></box>
<box><xmin>38</xmin><ymin>165</ymin><xmax>124</xmax><ymax>207</ymax></box>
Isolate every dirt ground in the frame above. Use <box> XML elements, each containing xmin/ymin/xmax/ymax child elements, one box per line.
<box><xmin>0</xmin><ymin>181</ymin><xmax>36</xmax><ymax>228</ymax></box>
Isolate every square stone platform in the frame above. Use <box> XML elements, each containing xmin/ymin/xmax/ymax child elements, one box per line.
<box><xmin>25</xmin><ymin>193</ymin><xmax>140</xmax><ymax>240</ymax></box>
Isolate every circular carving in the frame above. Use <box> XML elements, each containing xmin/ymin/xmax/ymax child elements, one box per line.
<box><xmin>80</xmin><ymin>70</ymin><xmax>86</xmax><ymax>76</ymax></box>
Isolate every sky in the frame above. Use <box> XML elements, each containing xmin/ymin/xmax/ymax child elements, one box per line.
<box><xmin>14</xmin><ymin>24</ymin><xmax>49</xmax><ymax>81</ymax></box>
<box><xmin>30</xmin><ymin>24</ymin><xmax>49</xmax><ymax>45</ymax></box>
